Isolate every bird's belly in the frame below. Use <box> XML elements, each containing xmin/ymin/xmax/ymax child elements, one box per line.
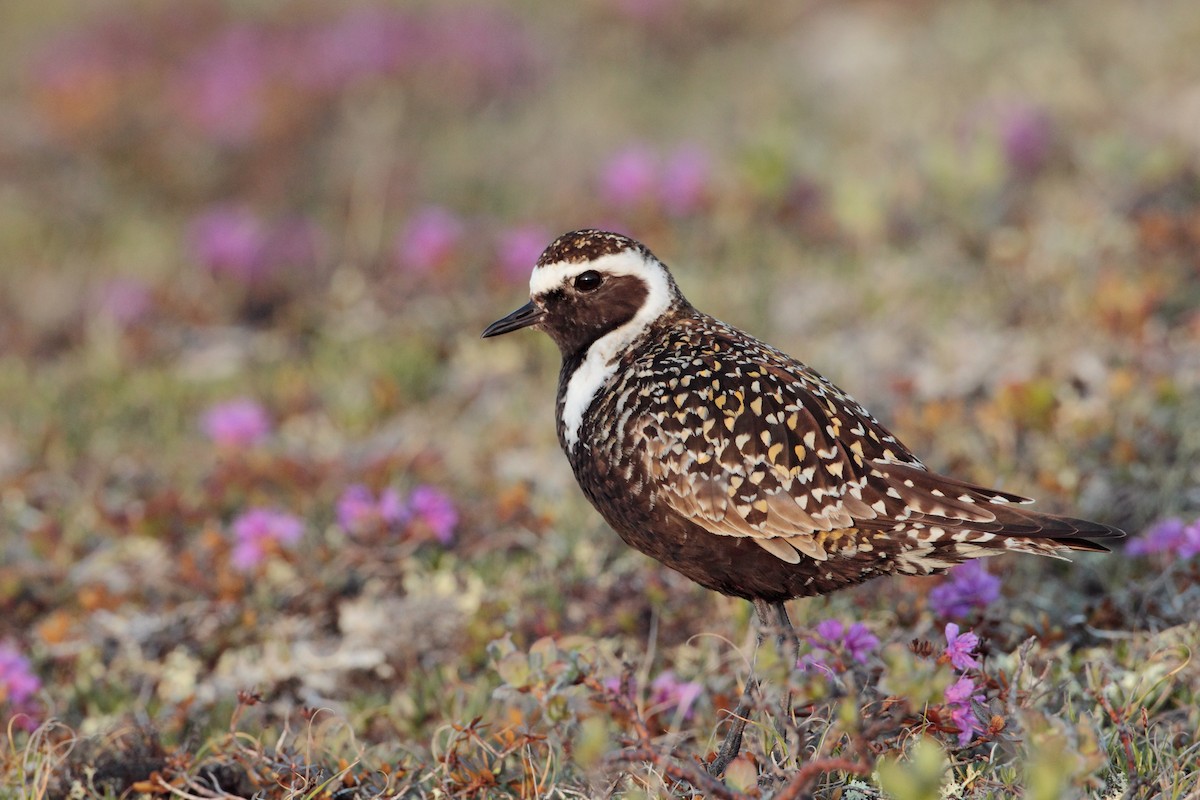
<box><xmin>572</xmin><ymin>456</ymin><xmax>890</xmax><ymax>602</ymax></box>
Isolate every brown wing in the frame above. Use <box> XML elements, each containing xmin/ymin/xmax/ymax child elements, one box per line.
<box><xmin>640</xmin><ymin>321</ymin><xmax>1121</xmax><ymax>563</ymax></box>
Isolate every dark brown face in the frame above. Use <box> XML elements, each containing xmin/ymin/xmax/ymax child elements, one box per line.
<box><xmin>534</xmin><ymin>273</ymin><xmax>648</xmax><ymax>357</ymax></box>
<box><xmin>482</xmin><ymin>229</ymin><xmax>683</xmax><ymax>359</ymax></box>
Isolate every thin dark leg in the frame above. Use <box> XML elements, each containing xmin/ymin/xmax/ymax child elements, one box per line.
<box><xmin>708</xmin><ymin>599</ymin><xmax>789</xmax><ymax>776</ymax></box>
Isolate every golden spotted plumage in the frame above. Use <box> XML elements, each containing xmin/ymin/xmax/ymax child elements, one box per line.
<box><xmin>485</xmin><ymin>229</ymin><xmax>1124</xmax><ymax>603</ymax></box>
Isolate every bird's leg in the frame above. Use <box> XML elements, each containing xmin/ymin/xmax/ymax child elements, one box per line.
<box><xmin>707</xmin><ymin>599</ymin><xmax>781</xmax><ymax>776</ymax></box>
<box><xmin>763</xmin><ymin>600</ymin><xmax>799</xmax><ymax>759</ymax></box>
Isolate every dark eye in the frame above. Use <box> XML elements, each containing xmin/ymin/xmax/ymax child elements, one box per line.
<box><xmin>573</xmin><ymin>270</ymin><xmax>603</xmax><ymax>292</ymax></box>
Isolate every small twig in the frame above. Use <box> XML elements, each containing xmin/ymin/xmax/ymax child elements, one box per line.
<box><xmin>605</xmin><ymin>746</ymin><xmax>748</xmax><ymax>800</ymax></box>
<box><xmin>772</xmin><ymin>757</ymin><xmax>873</xmax><ymax>800</ymax></box>
<box><xmin>1090</xmin><ymin>683</ymin><xmax>1137</xmax><ymax>775</ymax></box>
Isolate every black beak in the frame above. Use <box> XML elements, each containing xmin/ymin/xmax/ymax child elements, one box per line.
<box><xmin>481</xmin><ymin>301</ymin><xmax>544</xmax><ymax>338</ymax></box>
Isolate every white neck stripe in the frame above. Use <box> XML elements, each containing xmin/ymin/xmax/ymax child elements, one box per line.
<box><xmin>544</xmin><ymin>252</ymin><xmax>674</xmax><ymax>452</ymax></box>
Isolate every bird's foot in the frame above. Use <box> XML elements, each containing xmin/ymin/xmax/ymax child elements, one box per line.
<box><xmin>707</xmin><ymin>675</ymin><xmax>757</xmax><ymax>776</ymax></box>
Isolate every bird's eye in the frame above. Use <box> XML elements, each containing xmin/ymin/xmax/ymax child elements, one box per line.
<box><xmin>573</xmin><ymin>270</ymin><xmax>603</xmax><ymax>292</ymax></box>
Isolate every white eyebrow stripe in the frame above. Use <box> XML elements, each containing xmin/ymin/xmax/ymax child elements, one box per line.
<box><xmin>529</xmin><ymin>250</ymin><xmax>654</xmax><ymax>296</ymax></box>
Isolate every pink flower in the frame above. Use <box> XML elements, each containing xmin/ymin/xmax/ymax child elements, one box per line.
<box><xmin>928</xmin><ymin>560</ymin><xmax>1000</xmax><ymax>619</ymax></box>
<box><xmin>395</xmin><ymin>207</ymin><xmax>464</xmax><ymax>275</ymax></box>
<box><xmin>201</xmin><ymin>399</ymin><xmax>272</xmax><ymax>447</ymax></box>
<box><xmin>659</xmin><ymin>145</ymin><xmax>711</xmax><ymax>216</ymax></box>
<box><xmin>943</xmin><ymin>623</ymin><xmax>980</xmax><ymax>671</ymax></box>
<box><xmin>496</xmin><ymin>225</ymin><xmax>549</xmax><ymax>283</ymax></box>
<box><xmin>293</xmin><ymin>8</ymin><xmax>417</xmax><ymax>90</ymax></box>
<box><xmin>95</xmin><ymin>278</ymin><xmax>153</xmax><ymax>326</ymax></box>
<box><xmin>799</xmin><ymin>619</ymin><xmax>879</xmax><ymax>675</ymax></box>
<box><xmin>0</xmin><ymin>643</ymin><xmax>41</xmax><ymax>732</ymax></box>
<box><xmin>188</xmin><ymin>207</ymin><xmax>323</xmax><ymax>283</ymax></box>
<box><xmin>420</xmin><ymin>7</ymin><xmax>535</xmax><ymax>95</ymax></box>
<box><xmin>999</xmin><ymin>104</ymin><xmax>1053</xmax><ymax>178</ymax></box>
<box><xmin>187</xmin><ymin>206</ymin><xmax>271</xmax><ymax>282</ymax></box>
<box><xmin>230</xmin><ymin>508</ymin><xmax>303</xmax><ymax>571</ymax></box>
<box><xmin>1126</xmin><ymin>517</ymin><xmax>1200</xmax><ymax>559</ymax></box>
<box><xmin>599</xmin><ymin>146</ymin><xmax>659</xmax><ymax>209</ymax></box>
<box><xmin>407</xmin><ymin>485</ymin><xmax>457</xmax><ymax>544</ymax></box>
<box><xmin>174</xmin><ymin>25</ymin><xmax>269</xmax><ymax>145</ymax></box>
<box><xmin>603</xmin><ymin>671</ymin><xmax>702</xmax><ymax>720</ymax></box>
<box><xmin>649</xmin><ymin>670</ymin><xmax>702</xmax><ymax>720</ymax></box>
<box><xmin>943</xmin><ymin>674</ymin><xmax>986</xmax><ymax>746</ymax></box>
<box><xmin>336</xmin><ymin>485</ymin><xmax>406</xmax><ymax>535</ymax></box>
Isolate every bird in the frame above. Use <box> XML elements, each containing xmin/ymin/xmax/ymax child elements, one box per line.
<box><xmin>482</xmin><ymin>228</ymin><xmax>1123</xmax><ymax>771</ymax></box>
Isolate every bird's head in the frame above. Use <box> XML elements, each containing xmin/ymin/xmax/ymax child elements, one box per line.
<box><xmin>481</xmin><ymin>229</ymin><xmax>685</xmax><ymax>358</ymax></box>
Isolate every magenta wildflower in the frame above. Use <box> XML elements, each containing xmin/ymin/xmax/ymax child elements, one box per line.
<box><xmin>602</xmin><ymin>671</ymin><xmax>702</xmax><ymax>720</ymax></box>
<box><xmin>659</xmin><ymin>145</ymin><xmax>711</xmax><ymax>216</ymax></box>
<box><xmin>407</xmin><ymin>485</ymin><xmax>457</xmax><ymax>544</ymax></box>
<box><xmin>928</xmin><ymin>560</ymin><xmax>1000</xmax><ymax>619</ymax></box>
<box><xmin>599</xmin><ymin>146</ymin><xmax>659</xmax><ymax>209</ymax></box>
<box><xmin>188</xmin><ymin>207</ymin><xmax>322</xmax><ymax>283</ymax></box>
<box><xmin>799</xmin><ymin>619</ymin><xmax>879</xmax><ymax>675</ymax></box>
<box><xmin>95</xmin><ymin>278</ymin><xmax>153</xmax><ymax>326</ymax></box>
<box><xmin>1126</xmin><ymin>517</ymin><xmax>1200</xmax><ymax>559</ymax></box>
<box><xmin>999</xmin><ymin>104</ymin><xmax>1053</xmax><ymax>178</ymax></box>
<box><xmin>496</xmin><ymin>225</ymin><xmax>550</xmax><ymax>283</ymax></box>
<box><xmin>395</xmin><ymin>207</ymin><xmax>464</xmax><ymax>275</ymax></box>
<box><xmin>943</xmin><ymin>623</ymin><xmax>980</xmax><ymax>671</ymax></box>
<box><xmin>336</xmin><ymin>485</ymin><xmax>406</xmax><ymax>535</ymax></box>
<box><xmin>943</xmin><ymin>674</ymin><xmax>986</xmax><ymax>746</ymax></box>
<box><xmin>262</xmin><ymin>216</ymin><xmax>325</xmax><ymax>270</ymax></box>
<box><xmin>187</xmin><ymin>206</ymin><xmax>271</xmax><ymax>282</ymax></box>
<box><xmin>421</xmin><ymin>6</ymin><xmax>534</xmax><ymax>93</ymax></box>
<box><xmin>0</xmin><ymin>643</ymin><xmax>41</xmax><ymax>732</ymax></box>
<box><xmin>230</xmin><ymin>508</ymin><xmax>304</xmax><ymax>571</ymax></box>
<box><xmin>293</xmin><ymin>8</ymin><xmax>416</xmax><ymax>90</ymax></box>
<box><xmin>201</xmin><ymin>398</ymin><xmax>271</xmax><ymax>448</ymax></box>
<box><xmin>175</xmin><ymin>25</ymin><xmax>268</xmax><ymax>145</ymax></box>
<box><xmin>649</xmin><ymin>671</ymin><xmax>702</xmax><ymax>720</ymax></box>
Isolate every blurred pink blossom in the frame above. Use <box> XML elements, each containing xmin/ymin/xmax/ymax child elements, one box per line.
<box><xmin>649</xmin><ymin>670</ymin><xmax>702</xmax><ymax>720</ymax></box>
<box><xmin>336</xmin><ymin>484</ymin><xmax>406</xmax><ymax>535</ymax></box>
<box><xmin>599</xmin><ymin>146</ymin><xmax>659</xmax><ymax>209</ymax></box>
<box><xmin>395</xmin><ymin>207</ymin><xmax>464</xmax><ymax>275</ymax></box>
<box><xmin>944</xmin><ymin>674</ymin><xmax>986</xmax><ymax>746</ymax></box>
<box><xmin>187</xmin><ymin>206</ymin><xmax>270</xmax><ymax>282</ymax></box>
<box><xmin>201</xmin><ymin>398</ymin><xmax>272</xmax><ymax>447</ymax></box>
<box><xmin>999</xmin><ymin>104</ymin><xmax>1053</xmax><ymax>178</ymax></box>
<box><xmin>230</xmin><ymin>508</ymin><xmax>303</xmax><ymax>571</ymax></box>
<box><xmin>175</xmin><ymin>25</ymin><xmax>269</xmax><ymax>145</ymax></box>
<box><xmin>408</xmin><ymin>485</ymin><xmax>457</xmax><ymax>544</ymax></box>
<box><xmin>799</xmin><ymin>618</ymin><xmax>879</xmax><ymax>675</ymax></box>
<box><xmin>497</xmin><ymin>225</ymin><xmax>550</xmax><ymax>282</ymax></box>
<box><xmin>943</xmin><ymin>623</ymin><xmax>980</xmax><ymax>671</ymax></box>
<box><xmin>603</xmin><ymin>670</ymin><xmax>702</xmax><ymax>720</ymax></box>
<box><xmin>95</xmin><ymin>278</ymin><xmax>153</xmax><ymax>326</ymax></box>
<box><xmin>293</xmin><ymin>8</ymin><xmax>417</xmax><ymax>89</ymax></box>
<box><xmin>1126</xmin><ymin>517</ymin><xmax>1200</xmax><ymax>559</ymax></box>
<box><xmin>659</xmin><ymin>145</ymin><xmax>711</xmax><ymax>216</ymax></box>
<box><xmin>263</xmin><ymin>216</ymin><xmax>325</xmax><ymax>269</ymax></box>
<box><xmin>0</xmin><ymin>643</ymin><xmax>41</xmax><ymax>732</ymax></box>
<box><xmin>928</xmin><ymin>560</ymin><xmax>1000</xmax><ymax>619</ymax></box>
<box><xmin>419</xmin><ymin>7</ymin><xmax>535</xmax><ymax>95</ymax></box>
<box><xmin>188</xmin><ymin>207</ymin><xmax>323</xmax><ymax>283</ymax></box>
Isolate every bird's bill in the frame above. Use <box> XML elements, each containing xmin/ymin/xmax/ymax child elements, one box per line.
<box><xmin>481</xmin><ymin>301</ymin><xmax>545</xmax><ymax>338</ymax></box>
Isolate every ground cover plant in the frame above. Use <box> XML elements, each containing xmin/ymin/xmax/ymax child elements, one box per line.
<box><xmin>1</xmin><ymin>1</ymin><xmax>1199</xmax><ymax>797</ymax></box>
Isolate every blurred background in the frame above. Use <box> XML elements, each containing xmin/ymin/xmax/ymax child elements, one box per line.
<box><xmin>2</xmin><ymin>0</ymin><xmax>1200</xmax><ymax>795</ymax></box>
